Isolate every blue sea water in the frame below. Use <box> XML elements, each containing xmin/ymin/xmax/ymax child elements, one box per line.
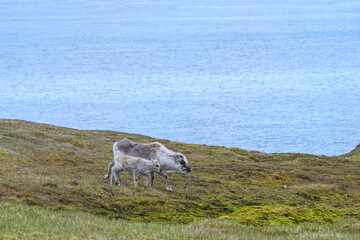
<box><xmin>0</xmin><ymin>0</ymin><xmax>359</xmax><ymax>155</ymax></box>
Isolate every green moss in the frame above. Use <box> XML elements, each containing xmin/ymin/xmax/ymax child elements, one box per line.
<box><xmin>219</xmin><ymin>204</ymin><xmax>360</xmax><ymax>225</ymax></box>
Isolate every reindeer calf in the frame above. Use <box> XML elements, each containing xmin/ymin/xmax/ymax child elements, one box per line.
<box><xmin>107</xmin><ymin>155</ymin><xmax>160</xmax><ymax>189</ymax></box>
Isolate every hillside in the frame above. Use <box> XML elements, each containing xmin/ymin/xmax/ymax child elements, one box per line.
<box><xmin>0</xmin><ymin>119</ymin><xmax>360</xmax><ymax>225</ymax></box>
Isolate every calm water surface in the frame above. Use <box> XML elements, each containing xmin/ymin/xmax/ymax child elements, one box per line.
<box><xmin>1</xmin><ymin>0</ymin><xmax>360</xmax><ymax>155</ymax></box>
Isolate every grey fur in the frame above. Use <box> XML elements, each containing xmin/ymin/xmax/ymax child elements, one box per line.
<box><xmin>110</xmin><ymin>155</ymin><xmax>160</xmax><ymax>189</ymax></box>
<box><xmin>104</xmin><ymin>139</ymin><xmax>192</xmax><ymax>192</ymax></box>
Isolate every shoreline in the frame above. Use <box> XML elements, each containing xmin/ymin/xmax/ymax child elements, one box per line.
<box><xmin>1</xmin><ymin>118</ymin><xmax>358</xmax><ymax>157</ymax></box>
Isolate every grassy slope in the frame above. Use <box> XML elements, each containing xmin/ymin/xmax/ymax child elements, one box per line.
<box><xmin>1</xmin><ymin>202</ymin><xmax>360</xmax><ymax>240</ymax></box>
<box><xmin>0</xmin><ymin>119</ymin><xmax>360</xmax><ymax>225</ymax></box>
<box><xmin>343</xmin><ymin>143</ymin><xmax>360</xmax><ymax>160</ymax></box>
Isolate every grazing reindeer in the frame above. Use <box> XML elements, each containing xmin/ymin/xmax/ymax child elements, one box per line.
<box><xmin>105</xmin><ymin>139</ymin><xmax>192</xmax><ymax>192</ymax></box>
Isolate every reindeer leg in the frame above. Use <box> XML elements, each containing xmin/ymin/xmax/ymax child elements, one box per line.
<box><xmin>110</xmin><ymin>171</ymin><xmax>114</xmax><ymax>185</ymax></box>
<box><xmin>133</xmin><ymin>170</ymin><xmax>138</xmax><ymax>187</ymax></box>
<box><xmin>156</xmin><ymin>170</ymin><xmax>172</xmax><ymax>192</ymax></box>
<box><xmin>104</xmin><ymin>160</ymin><xmax>114</xmax><ymax>179</ymax></box>
<box><xmin>150</xmin><ymin>171</ymin><xmax>155</xmax><ymax>190</ymax></box>
<box><xmin>141</xmin><ymin>173</ymin><xmax>150</xmax><ymax>188</ymax></box>
<box><xmin>112</xmin><ymin>168</ymin><xmax>124</xmax><ymax>187</ymax></box>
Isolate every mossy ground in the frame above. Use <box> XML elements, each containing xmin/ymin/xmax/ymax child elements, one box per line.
<box><xmin>1</xmin><ymin>119</ymin><xmax>360</xmax><ymax>225</ymax></box>
<box><xmin>2</xmin><ymin>202</ymin><xmax>360</xmax><ymax>240</ymax></box>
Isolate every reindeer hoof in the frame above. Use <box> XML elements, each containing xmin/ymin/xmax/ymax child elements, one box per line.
<box><xmin>104</xmin><ymin>174</ymin><xmax>109</xmax><ymax>179</ymax></box>
<box><xmin>167</xmin><ymin>188</ymin><xmax>173</xmax><ymax>192</ymax></box>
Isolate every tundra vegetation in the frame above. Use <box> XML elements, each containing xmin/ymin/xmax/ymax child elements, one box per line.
<box><xmin>0</xmin><ymin>119</ymin><xmax>360</xmax><ymax>239</ymax></box>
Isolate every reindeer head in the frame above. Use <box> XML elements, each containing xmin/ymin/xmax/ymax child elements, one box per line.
<box><xmin>174</xmin><ymin>153</ymin><xmax>192</xmax><ymax>173</ymax></box>
<box><xmin>151</xmin><ymin>159</ymin><xmax>161</xmax><ymax>172</ymax></box>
